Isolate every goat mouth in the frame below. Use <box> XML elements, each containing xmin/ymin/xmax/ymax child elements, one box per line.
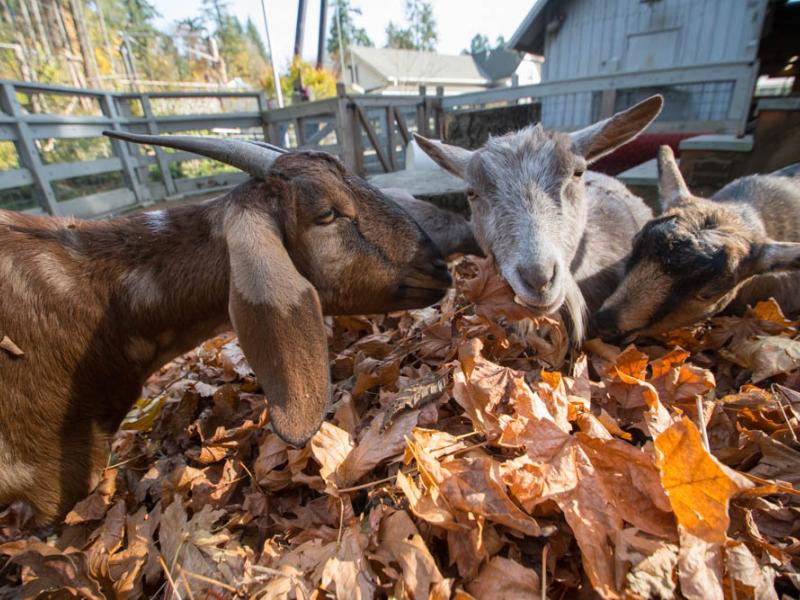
<box><xmin>513</xmin><ymin>292</ymin><xmax>565</xmax><ymax>316</ymax></box>
<box><xmin>401</xmin><ymin>270</ymin><xmax>452</xmax><ymax>291</ymax></box>
<box><xmin>396</xmin><ymin>284</ymin><xmax>448</xmax><ymax>302</ymax></box>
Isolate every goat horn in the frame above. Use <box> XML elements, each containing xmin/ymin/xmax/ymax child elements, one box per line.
<box><xmin>102</xmin><ymin>131</ymin><xmax>283</xmax><ymax>176</ymax></box>
<box><xmin>247</xmin><ymin>140</ymin><xmax>289</xmax><ymax>154</ymax></box>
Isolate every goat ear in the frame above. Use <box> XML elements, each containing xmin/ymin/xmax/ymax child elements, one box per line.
<box><xmin>225</xmin><ymin>208</ymin><xmax>330</xmax><ymax>446</ymax></box>
<box><xmin>657</xmin><ymin>145</ymin><xmax>691</xmax><ymax>209</ymax></box>
<box><xmin>570</xmin><ymin>95</ymin><xmax>663</xmax><ymax>164</ymax></box>
<box><xmin>413</xmin><ymin>133</ymin><xmax>473</xmax><ymax>178</ymax></box>
<box><xmin>748</xmin><ymin>241</ymin><xmax>800</xmax><ymax>275</ymax></box>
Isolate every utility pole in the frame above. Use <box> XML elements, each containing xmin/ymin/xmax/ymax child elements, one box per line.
<box><xmin>260</xmin><ymin>0</ymin><xmax>284</xmax><ymax>108</ymax></box>
<box><xmin>316</xmin><ymin>0</ymin><xmax>327</xmax><ymax>69</ymax></box>
<box><xmin>335</xmin><ymin>1</ymin><xmax>346</xmax><ymax>83</ymax></box>
<box><xmin>293</xmin><ymin>0</ymin><xmax>307</xmax><ymax>59</ymax></box>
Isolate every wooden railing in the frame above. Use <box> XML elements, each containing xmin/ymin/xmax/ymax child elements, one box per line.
<box><xmin>0</xmin><ymin>60</ymin><xmax>760</xmax><ymax>218</ymax></box>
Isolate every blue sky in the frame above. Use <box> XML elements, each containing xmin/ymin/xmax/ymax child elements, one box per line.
<box><xmin>153</xmin><ymin>0</ymin><xmax>534</xmax><ymax>71</ymax></box>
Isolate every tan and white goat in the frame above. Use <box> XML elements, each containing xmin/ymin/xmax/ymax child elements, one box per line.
<box><xmin>594</xmin><ymin>146</ymin><xmax>800</xmax><ymax>341</ymax></box>
<box><xmin>0</xmin><ymin>133</ymin><xmax>450</xmax><ymax>525</ymax></box>
<box><xmin>413</xmin><ymin>96</ymin><xmax>663</xmax><ymax>342</ymax></box>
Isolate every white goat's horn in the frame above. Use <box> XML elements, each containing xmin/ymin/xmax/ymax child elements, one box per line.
<box><xmin>102</xmin><ymin>131</ymin><xmax>283</xmax><ymax>176</ymax></box>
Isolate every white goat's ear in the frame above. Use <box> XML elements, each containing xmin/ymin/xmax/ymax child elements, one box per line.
<box><xmin>657</xmin><ymin>145</ymin><xmax>691</xmax><ymax>209</ymax></box>
<box><xmin>749</xmin><ymin>241</ymin><xmax>800</xmax><ymax>275</ymax></box>
<box><xmin>225</xmin><ymin>208</ymin><xmax>330</xmax><ymax>446</ymax></box>
<box><xmin>413</xmin><ymin>133</ymin><xmax>473</xmax><ymax>178</ymax></box>
<box><xmin>570</xmin><ymin>95</ymin><xmax>663</xmax><ymax>164</ymax></box>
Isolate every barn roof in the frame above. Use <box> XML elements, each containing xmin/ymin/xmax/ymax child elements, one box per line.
<box><xmin>509</xmin><ymin>0</ymin><xmax>567</xmax><ymax>54</ymax></box>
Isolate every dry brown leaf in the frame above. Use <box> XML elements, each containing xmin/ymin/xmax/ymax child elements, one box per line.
<box><xmin>655</xmin><ymin>417</ymin><xmax>744</xmax><ymax>543</ymax></box>
<box><xmin>625</xmin><ymin>542</ymin><xmax>678</xmax><ymax>600</ymax></box>
<box><xmin>721</xmin><ymin>335</ymin><xmax>800</xmax><ymax>382</ymax></box>
<box><xmin>65</xmin><ymin>468</ymin><xmax>118</xmax><ymax>525</ymax></box>
<box><xmin>319</xmin><ymin>522</ymin><xmax>376</xmax><ymax>600</ymax></box>
<box><xmin>462</xmin><ymin>256</ymin><xmax>541</xmax><ymax>321</ymax></box>
<box><xmin>159</xmin><ymin>501</ymin><xmax>248</xmax><ymax>597</ymax></box>
<box><xmin>373</xmin><ymin>510</ymin><xmax>443</xmax><ymax>600</ymax></box>
<box><xmin>466</xmin><ymin>556</ymin><xmax>541</xmax><ymax>599</ymax></box>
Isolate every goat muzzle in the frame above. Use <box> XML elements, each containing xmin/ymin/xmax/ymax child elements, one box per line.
<box><xmin>399</xmin><ymin>258</ymin><xmax>452</xmax><ymax>303</ymax></box>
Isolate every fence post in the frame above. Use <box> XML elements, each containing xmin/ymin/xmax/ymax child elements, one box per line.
<box><xmin>0</xmin><ymin>82</ymin><xmax>59</xmax><ymax>215</ymax></box>
<box><xmin>385</xmin><ymin>106</ymin><xmax>396</xmax><ymax>170</ymax></box>
<box><xmin>140</xmin><ymin>94</ymin><xmax>178</xmax><ymax>198</ymax></box>
<box><xmin>416</xmin><ymin>85</ymin><xmax>428</xmax><ymax>137</ymax></box>
<box><xmin>256</xmin><ymin>91</ymin><xmax>270</xmax><ymax>141</ymax></box>
<box><xmin>335</xmin><ymin>82</ymin><xmax>360</xmax><ymax>173</ymax></box>
<box><xmin>98</xmin><ymin>92</ymin><xmax>149</xmax><ymax>207</ymax></box>
<box><xmin>434</xmin><ymin>86</ymin><xmax>445</xmax><ymax>139</ymax></box>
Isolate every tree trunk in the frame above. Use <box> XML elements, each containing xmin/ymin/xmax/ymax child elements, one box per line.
<box><xmin>69</xmin><ymin>0</ymin><xmax>101</xmax><ymax>88</ymax></box>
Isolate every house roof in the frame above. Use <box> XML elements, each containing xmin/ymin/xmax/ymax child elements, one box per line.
<box><xmin>509</xmin><ymin>0</ymin><xmax>567</xmax><ymax>54</ymax></box>
<box><xmin>349</xmin><ymin>46</ymin><xmax>493</xmax><ymax>86</ymax></box>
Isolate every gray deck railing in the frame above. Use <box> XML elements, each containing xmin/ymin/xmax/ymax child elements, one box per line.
<box><xmin>0</xmin><ymin>61</ymin><xmax>759</xmax><ymax>218</ymax></box>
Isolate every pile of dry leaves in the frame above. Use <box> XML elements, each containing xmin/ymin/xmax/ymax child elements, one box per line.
<box><xmin>2</xmin><ymin>255</ymin><xmax>800</xmax><ymax>599</ymax></box>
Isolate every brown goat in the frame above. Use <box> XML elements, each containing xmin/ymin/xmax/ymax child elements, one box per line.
<box><xmin>0</xmin><ymin>133</ymin><xmax>450</xmax><ymax>525</ymax></box>
<box><xmin>594</xmin><ymin>146</ymin><xmax>800</xmax><ymax>341</ymax></box>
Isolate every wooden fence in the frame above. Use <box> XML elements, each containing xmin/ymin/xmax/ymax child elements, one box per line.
<box><xmin>0</xmin><ymin>60</ymin><xmax>758</xmax><ymax>218</ymax></box>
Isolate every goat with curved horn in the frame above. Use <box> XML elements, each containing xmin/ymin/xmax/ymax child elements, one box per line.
<box><xmin>0</xmin><ymin>133</ymin><xmax>451</xmax><ymax>526</ymax></box>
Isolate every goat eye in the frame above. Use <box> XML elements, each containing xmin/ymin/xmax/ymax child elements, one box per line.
<box><xmin>466</xmin><ymin>190</ymin><xmax>477</xmax><ymax>200</ymax></box>
<box><xmin>315</xmin><ymin>209</ymin><xmax>336</xmax><ymax>225</ymax></box>
<box><xmin>573</xmin><ymin>168</ymin><xmax>585</xmax><ymax>179</ymax></box>
<box><xmin>695</xmin><ymin>290</ymin><xmax>715</xmax><ymax>301</ymax></box>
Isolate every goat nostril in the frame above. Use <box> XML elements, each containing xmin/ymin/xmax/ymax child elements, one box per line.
<box><xmin>548</xmin><ymin>262</ymin><xmax>558</xmax><ymax>286</ymax></box>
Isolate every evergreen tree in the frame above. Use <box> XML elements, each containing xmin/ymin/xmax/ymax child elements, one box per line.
<box><xmin>386</xmin><ymin>21</ymin><xmax>414</xmax><ymax>50</ymax></box>
<box><xmin>327</xmin><ymin>0</ymin><xmax>372</xmax><ymax>56</ymax></box>
<box><xmin>245</xmin><ymin>17</ymin><xmax>267</xmax><ymax>61</ymax></box>
<box><xmin>385</xmin><ymin>0</ymin><xmax>437</xmax><ymax>52</ymax></box>
<box><xmin>468</xmin><ymin>33</ymin><xmax>490</xmax><ymax>55</ymax></box>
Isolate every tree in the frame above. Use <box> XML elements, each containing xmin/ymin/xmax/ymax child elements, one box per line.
<box><xmin>327</xmin><ymin>0</ymin><xmax>372</xmax><ymax>56</ymax></box>
<box><xmin>405</xmin><ymin>0</ymin><xmax>436</xmax><ymax>51</ymax></box>
<box><xmin>384</xmin><ymin>0</ymin><xmax>437</xmax><ymax>52</ymax></box>
<box><xmin>262</xmin><ymin>57</ymin><xmax>337</xmax><ymax>104</ymax></box>
<box><xmin>385</xmin><ymin>21</ymin><xmax>414</xmax><ymax>50</ymax></box>
<box><xmin>245</xmin><ymin>17</ymin><xmax>267</xmax><ymax>61</ymax></box>
<box><xmin>463</xmin><ymin>33</ymin><xmax>508</xmax><ymax>55</ymax></box>
<box><xmin>467</xmin><ymin>33</ymin><xmax>489</xmax><ymax>55</ymax></box>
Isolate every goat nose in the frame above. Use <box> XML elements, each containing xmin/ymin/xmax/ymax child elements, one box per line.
<box><xmin>517</xmin><ymin>261</ymin><xmax>558</xmax><ymax>294</ymax></box>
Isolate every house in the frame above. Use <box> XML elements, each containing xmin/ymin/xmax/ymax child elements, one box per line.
<box><xmin>508</xmin><ymin>0</ymin><xmax>775</xmax><ymax>128</ymax></box>
<box><xmin>341</xmin><ymin>46</ymin><xmax>542</xmax><ymax>95</ymax></box>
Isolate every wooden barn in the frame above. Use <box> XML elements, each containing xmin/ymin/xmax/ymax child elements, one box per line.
<box><xmin>509</xmin><ymin>0</ymin><xmax>773</xmax><ymax>129</ymax></box>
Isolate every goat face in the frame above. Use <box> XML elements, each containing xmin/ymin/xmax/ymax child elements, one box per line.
<box><xmin>268</xmin><ymin>152</ymin><xmax>451</xmax><ymax>314</ymax></box>
<box><xmin>414</xmin><ymin>95</ymin><xmax>663</xmax><ymax>342</ymax></box>
<box><xmin>594</xmin><ymin>147</ymin><xmax>800</xmax><ymax>341</ymax></box>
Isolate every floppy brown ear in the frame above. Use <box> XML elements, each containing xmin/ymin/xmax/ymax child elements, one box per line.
<box><xmin>570</xmin><ymin>95</ymin><xmax>663</xmax><ymax>164</ymax></box>
<box><xmin>657</xmin><ymin>145</ymin><xmax>691</xmax><ymax>210</ymax></box>
<box><xmin>749</xmin><ymin>241</ymin><xmax>800</xmax><ymax>275</ymax></box>
<box><xmin>413</xmin><ymin>133</ymin><xmax>474</xmax><ymax>178</ymax></box>
<box><xmin>225</xmin><ymin>207</ymin><xmax>330</xmax><ymax>446</ymax></box>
